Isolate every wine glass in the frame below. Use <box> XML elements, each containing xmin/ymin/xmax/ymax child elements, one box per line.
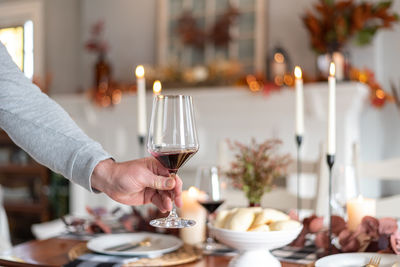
<box><xmin>147</xmin><ymin>95</ymin><xmax>199</xmax><ymax>228</ymax></box>
<box><xmin>196</xmin><ymin>166</ymin><xmax>226</xmax><ymax>251</ymax></box>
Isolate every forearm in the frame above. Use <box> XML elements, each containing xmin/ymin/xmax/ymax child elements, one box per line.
<box><xmin>0</xmin><ymin>43</ymin><xmax>111</xmax><ymax>191</ymax></box>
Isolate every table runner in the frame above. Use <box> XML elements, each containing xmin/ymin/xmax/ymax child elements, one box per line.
<box><xmin>63</xmin><ymin>243</ymin><xmax>319</xmax><ymax>267</ymax></box>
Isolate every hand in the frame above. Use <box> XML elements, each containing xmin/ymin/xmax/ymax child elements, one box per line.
<box><xmin>91</xmin><ymin>157</ymin><xmax>183</xmax><ymax>213</ymax></box>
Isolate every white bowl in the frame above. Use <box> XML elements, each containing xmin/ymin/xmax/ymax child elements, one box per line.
<box><xmin>209</xmin><ymin>223</ymin><xmax>302</xmax><ymax>267</ymax></box>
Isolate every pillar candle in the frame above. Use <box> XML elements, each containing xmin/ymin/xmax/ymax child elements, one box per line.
<box><xmin>179</xmin><ymin>187</ymin><xmax>207</xmax><ymax>245</ymax></box>
<box><xmin>346</xmin><ymin>195</ymin><xmax>376</xmax><ymax>231</ymax></box>
<box><xmin>135</xmin><ymin>65</ymin><xmax>147</xmax><ymax>137</ymax></box>
<box><xmin>327</xmin><ymin>62</ymin><xmax>336</xmax><ymax>155</ymax></box>
<box><xmin>294</xmin><ymin>66</ymin><xmax>304</xmax><ymax>136</ymax></box>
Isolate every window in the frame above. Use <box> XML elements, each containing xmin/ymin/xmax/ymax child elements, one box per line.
<box><xmin>0</xmin><ymin>21</ymin><xmax>34</xmax><ymax>79</ymax></box>
<box><xmin>0</xmin><ymin>0</ymin><xmax>44</xmax><ymax>79</ymax></box>
<box><xmin>158</xmin><ymin>0</ymin><xmax>266</xmax><ymax>74</ymax></box>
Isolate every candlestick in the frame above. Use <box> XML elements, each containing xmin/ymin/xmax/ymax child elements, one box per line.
<box><xmin>346</xmin><ymin>195</ymin><xmax>376</xmax><ymax>231</ymax></box>
<box><xmin>179</xmin><ymin>187</ymin><xmax>207</xmax><ymax>245</ymax></box>
<box><xmin>136</xmin><ymin>65</ymin><xmax>147</xmax><ymax>156</ymax></box>
<box><xmin>327</xmin><ymin>62</ymin><xmax>336</xmax><ymax>254</ymax></box>
<box><xmin>327</xmin><ymin>154</ymin><xmax>335</xmax><ymax>254</ymax></box>
<box><xmin>294</xmin><ymin>66</ymin><xmax>304</xmax><ymax>215</ymax></box>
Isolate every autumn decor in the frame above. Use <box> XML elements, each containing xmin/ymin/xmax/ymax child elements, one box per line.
<box><xmin>303</xmin><ymin>0</ymin><xmax>399</xmax><ymax>54</ymax></box>
<box><xmin>292</xmin><ymin>215</ymin><xmax>400</xmax><ymax>255</ymax></box>
<box><xmin>177</xmin><ymin>6</ymin><xmax>239</xmax><ymax>49</ymax></box>
<box><xmin>225</xmin><ymin>139</ymin><xmax>291</xmax><ymax>206</ymax></box>
<box><xmin>85</xmin><ymin>20</ymin><xmax>111</xmax><ymax>88</ymax></box>
<box><xmin>349</xmin><ymin>67</ymin><xmax>395</xmax><ymax>108</ymax></box>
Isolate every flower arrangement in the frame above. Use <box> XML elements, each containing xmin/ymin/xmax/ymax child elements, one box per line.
<box><xmin>85</xmin><ymin>20</ymin><xmax>109</xmax><ymax>56</ymax></box>
<box><xmin>292</xmin><ymin>215</ymin><xmax>400</xmax><ymax>255</ymax></box>
<box><xmin>225</xmin><ymin>139</ymin><xmax>291</xmax><ymax>206</ymax></box>
<box><xmin>303</xmin><ymin>0</ymin><xmax>398</xmax><ymax>54</ymax></box>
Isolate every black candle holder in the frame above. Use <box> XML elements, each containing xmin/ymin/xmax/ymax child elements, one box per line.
<box><xmin>326</xmin><ymin>154</ymin><xmax>335</xmax><ymax>253</ymax></box>
<box><xmin>295</xmin><ymin>135</ymin><xmax>303</xmax><ymax>215</ymax></box>
<box><xmin>138</xmin><ymin>135</ymin><xmax>146</xmax><ymax>158</ymax></box>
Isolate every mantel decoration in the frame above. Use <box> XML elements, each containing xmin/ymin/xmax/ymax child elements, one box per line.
<box><xmin>225</xmin><ymin>139</ymin><xmax>291</xmax><ymax>206</ymax></box>
<box><xmin>85</xmin><ymin>20</ymin><xmax>127</xmax><ymax>107</ymax></box>
<box><xmin>177</xmin><ymin>6</ymin><xmax>240</xmax><ymax>49</ymax></box>
<box><xmin>303</xmin><ymin>0</ymin><xmax>398</xmax><ymax>55</ymax></box>
<box><xmin>302</xmin><ymin>0</ymin><xmax>399</xmax><ymax>84</ymax></box>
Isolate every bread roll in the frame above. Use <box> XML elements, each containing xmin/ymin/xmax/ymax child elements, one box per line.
<box><xmin>214</xmin><ymin>209</ymin><xmax>231</xmax><ymax>228</ymax></box>
<box><xmin>269</xmin><ymin>220</ymin><xmax>301</xmax><ymax>231</ymax></box>
<box><xmin>251</xmin><ymin>208</ymin><xmax>290</xmax><ymax>227</ymax></box>
<box><xmin>224</xmin><ymin>208</ymin><xmax>255</xmax><ymax>231</ymax></box>
<box><xmin>248</xmin><ymin>224</ymin><xmax>270</xmax><ymax>232</ymax></box>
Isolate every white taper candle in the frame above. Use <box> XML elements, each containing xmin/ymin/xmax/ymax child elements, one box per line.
<box><xmin>327</xmin><ymin>62</ymin><xmax>336</xmax><ymax>155</ymax></box>
<box><xmin>294</xmin><ymin>66</ymin><xmax>304</xmax><ymax>136</ymax></box>
<box><xmin>135</xmin><ymin>65</ymin><xmax>147</xmax><ymax>137</ymax></box>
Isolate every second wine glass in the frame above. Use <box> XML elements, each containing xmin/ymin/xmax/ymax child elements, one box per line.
<box><xmin>147</xmin><ymin>95</ymin><xmax>199</xmax><ymax>228</ymax></box>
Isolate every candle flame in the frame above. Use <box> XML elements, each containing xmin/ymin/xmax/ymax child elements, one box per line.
<box><xmin>153</xmin><ymin>80</ymin><xmax>162</xmax><ymax>95</ymax></box>
<box><xmin>188</xmin><ymin>186</ymin><xmax>199</xmax><ymax>198</ymax></box>
<box><xmin>294</xmin><ymin>66</ymin><xmax>302</xmax><ymax>79</ymax></box>
<box><xmin>274</xmin><ymin>53</ymin><xmax>284</xmax><ymax>63</ymax></box>
<box><xmin>135</xmin><ymin>65</ymin><xmax>145</xmax><ymax>78</ymax></box>
<box><xmin>329</xmin><ymin>62</ymin><xmax>335</xmax><ymax>77</ymax></box>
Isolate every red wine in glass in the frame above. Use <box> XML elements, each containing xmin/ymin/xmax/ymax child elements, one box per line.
<box><xmin>198</xmin><ymin>199</ymin><xmax>225</xmax><ymax>214</ymax></box>
<box><xmin>151</xmin><ymin>148</ymin><xmax>197</xmax><ymax>174</ymax></box>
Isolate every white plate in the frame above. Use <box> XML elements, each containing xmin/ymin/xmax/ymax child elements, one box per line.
<box><xmin>87</xmin><ymin>232</ymin><xmax>183</xmax><ymax>257</ymax></box>
<box><xmin>315</xmin><ymin>252</ymin><xmax>400</xmax><ymax>267</ymax></box>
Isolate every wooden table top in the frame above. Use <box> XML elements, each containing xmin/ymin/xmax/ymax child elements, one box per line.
<box><xmin>0</xmin><ymin>238</ymin><xmax>307</xmax><ymax>267</ymax></box>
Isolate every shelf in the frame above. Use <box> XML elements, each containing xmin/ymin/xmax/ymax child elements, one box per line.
<box><xmin>4</xmin><ymin>201</ymin><xmax>47</xmax><ymax>214</ymax></box>
<box><xmin>0</xmin><ymin>164</ymin><xmax>45</xmax><ymax>174</ymax></box>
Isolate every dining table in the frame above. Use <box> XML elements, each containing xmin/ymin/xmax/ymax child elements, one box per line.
<box><xmin>0</xmin><ymin>238</ymin><xmax>310</xmax><ymax>267</ymax></box>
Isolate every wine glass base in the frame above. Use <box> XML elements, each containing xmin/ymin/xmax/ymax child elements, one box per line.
<box><xmin>150</xmin><ymin>217</ymin><xmax>196</xmax><ymax>229</ymax></box>
<box><xmin>197</xmin><ymin>241</ymin><xmax>234</xmax><ymax>254</ymax></box>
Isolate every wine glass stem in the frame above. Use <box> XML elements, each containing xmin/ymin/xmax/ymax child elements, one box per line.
<box><xmin>167</xmin><ymin>173</ymin><xmax>178</xmax><ymax>218</ymax></box>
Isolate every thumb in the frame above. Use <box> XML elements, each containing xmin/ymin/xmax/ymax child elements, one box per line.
<box><xmin>143</xmin><ymin>173</ymin><xmax>176</xmax><ymax>190</ymax></box>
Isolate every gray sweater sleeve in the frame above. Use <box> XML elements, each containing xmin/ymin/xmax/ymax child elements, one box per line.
<box><xmin>0</xmin><ymin>43</ymin><xmax>111</xmax><ymax>192</ymax></box>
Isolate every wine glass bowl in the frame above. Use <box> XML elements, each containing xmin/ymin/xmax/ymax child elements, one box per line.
<box><xmin>147</xmin><ymin>95</ymin><xmax>199</xmax><ymax>228</ymax></box>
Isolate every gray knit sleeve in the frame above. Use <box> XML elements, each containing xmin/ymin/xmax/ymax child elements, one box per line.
<box><xmin>0</xmin><ymin>43</ymin><xmax>111</xmax><ymax>192</ymax></box>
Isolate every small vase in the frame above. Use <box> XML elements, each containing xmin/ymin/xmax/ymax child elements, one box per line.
<box><xmin>316</xmin><ymin>50</ymin><xmax>350</xmax><ymax>81</ymax></box>
<box><xmin>249</xmin><ymin>202</ymin><xmax>261</xmax><ymax>207</ymax></box>
<box><xmin>94</xmin><ymin>53</ymin><xmax>112</xmax><ymax>89</ymax></box>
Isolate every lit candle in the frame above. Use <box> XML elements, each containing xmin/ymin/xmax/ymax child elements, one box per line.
<box><xmin>294</xmin><ymin>66</ymin><xmax>304</xmax><ymax>136</ymax></box>
<box><xmin>153</xmin><ymin>80</ymin><xmax>162</xmax><ymax>95</ymax></box>
<box><xmin>179</xmin><ymin>187</ymin><xmax>207</xmax><ymax>245</ymax></box>
<box><xmin>327</xmin><ymin>62</ymin><xmax>336</xmax><ymax>155</ymax></box>
<box><xmin>346</xmin><ymin>195</ymin><xmax>376</xmax><ymax>231</ymax></box>
<box><xmin>135</xmin><ymin>65</ymin><xmax>147</xmax><ymax>137</ymax></box>
<box><xmin>332</xmin><ymin>52</ymin><xmax>344</xmax><ymax>81</ymax></box>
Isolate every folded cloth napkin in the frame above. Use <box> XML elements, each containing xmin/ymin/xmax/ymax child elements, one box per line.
<box><xmin>272</xmin><ymin>243</ymin><xmax>320</xmax><ymax>265</ymax></box>
<box><xmin>63</xmin><ymin>253</ymin><xmax>139</xmax><ymax>267</ymax></box>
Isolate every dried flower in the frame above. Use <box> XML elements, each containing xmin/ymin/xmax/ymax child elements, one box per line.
<box><xmin>225</xmin><ymin>139</ymin><xmax>291</xmax><ymax>205</ymax></box>
<box><xmin>85</xmin><ymin>20</ymin><xmax>109</xmax><ymax>54</ymax></box>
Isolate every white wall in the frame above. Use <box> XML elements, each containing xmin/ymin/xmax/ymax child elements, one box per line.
<box><xmin>79</xmin><ymin>0</ymin><xmax>157</xmax><ymax>90</ymax></box>
<box><xmin>268</xmin><ymin>0</ymin><xmax>316</xmax><ymax>75</ymax></box>
<box><xmin>44</xmin><ymin>0</ymin><xmax>81</xmax><ymax>93</ymax></box>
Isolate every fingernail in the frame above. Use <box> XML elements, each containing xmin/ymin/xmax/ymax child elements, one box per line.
<box><xmin>165</xmin><ymin>178</ymin><xmax>174</xmax><ymax>188</ymax></box>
